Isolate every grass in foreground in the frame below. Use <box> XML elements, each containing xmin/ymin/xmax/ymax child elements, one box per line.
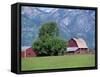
<box><xmin>21</xmin><ymin>54</ymin><xmax>95</xmax><ymax>71</ymax></box>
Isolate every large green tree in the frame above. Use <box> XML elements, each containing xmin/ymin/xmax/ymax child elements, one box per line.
<box><xmin>32</xmin><ymin>22</ymin><xmax>66</xmax><ymax>56</ymax></box>
<box><xmin>39</xmin><ymin>22</ymin><xmax>59</xmax><ymax>38</ymax></box>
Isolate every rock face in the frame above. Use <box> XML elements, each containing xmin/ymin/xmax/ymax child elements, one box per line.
<box><xmin>21</xmin><ymin>6</ymin><xmax>95</xmax><ymax>49</ymax></box>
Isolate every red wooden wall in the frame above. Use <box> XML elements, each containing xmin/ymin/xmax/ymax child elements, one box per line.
<box><xmin>68</xmin><ymin>39</ymin><xmax>78</xmax><ymax>47</ymax></box>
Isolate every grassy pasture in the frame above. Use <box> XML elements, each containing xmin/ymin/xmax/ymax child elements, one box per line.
<box><xmin>21</xmin><ymin>54</ymin><xmax>95</xmax><ymax>71</ymax></box>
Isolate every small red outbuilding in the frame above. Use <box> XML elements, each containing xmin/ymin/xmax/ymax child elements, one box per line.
<box><xmin>21</xmin><ymin>47</ymin><xmax>37</xmax><ymax>57</ymax></box>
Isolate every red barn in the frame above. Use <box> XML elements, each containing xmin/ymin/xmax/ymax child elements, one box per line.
<box><xmin>67</xmin><ymin>38</ymin><xmax>89</xmax><ymax>54</ymax></box>
<box><xmin>21</xmin><ymin>47</ymin><xmax>37</xmax><ymax>57</ymax></box>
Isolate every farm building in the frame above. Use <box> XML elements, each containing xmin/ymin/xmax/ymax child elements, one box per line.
<box><xmin>21</xmin><ymin>46</ymin><xmax>37</xmax><ymax>57</ymax></box>
<box><xmin>66</xmin><ymin>38</ymin><xmax>89</xmax><ymax>54</ymax></box>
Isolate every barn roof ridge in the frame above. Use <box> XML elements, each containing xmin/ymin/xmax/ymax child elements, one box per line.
<box><xmin>73</xmin><ymin>38</ymin><xmax>88</xmax><ymax>48</ymax></box>
<box><xmin>22</xmin><ymin>46</ymin><xmax>31</xmax><ymax>51</ymax></box>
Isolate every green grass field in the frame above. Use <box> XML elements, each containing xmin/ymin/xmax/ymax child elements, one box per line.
<box><xmin>21</xmin><ymin>54</ymin><xmax>95</xmax><ymax>71</ymax></box>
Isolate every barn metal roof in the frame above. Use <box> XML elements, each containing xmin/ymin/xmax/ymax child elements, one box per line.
<box><xmin>73</xmin><ymin>38</ymin><xmax>88</xmax><ymax>48</ymax></box>
<box><xmin>21</xmin><ymin>46</ymin><xmax>31</xmax><ymax>52</ymax></box>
